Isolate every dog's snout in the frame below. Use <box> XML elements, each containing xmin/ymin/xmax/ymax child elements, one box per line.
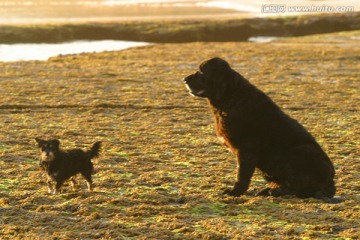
<box><xmin>183</xmin><ymin>74</ymin><xmax>195</xmax><ymax>83</ymax></box>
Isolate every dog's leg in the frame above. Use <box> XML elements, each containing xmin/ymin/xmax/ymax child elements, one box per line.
<box><xmin>54</xmin><ymin>180</ymin><xmax>64</xmax><ymax>194</ymax></box>
<box><xmin>269</xmin><ymin>187</ymin><xmax>295</xmax><ymax>197</ymax></box>
<box><xmin>47</xmin><ymin>176</ymin><xmax>54</xmax><ymax>194</ymax></box>
<box><xmin>256</xmin><ymin>187</ymin><xmax>293</xmax><ymax>197</ymax></box>
<box><xmin>255</xmin><ymin>187</ymin><xmax>271</xmax><ymax>196</ymax></box>
<box><xmin>256</xmin><ymin>182</ymin><xmax>293</xmax><ymax>197</ymax></box>
<box><xmin>86</xmin><ymin>180</ymin><xmax>93</xmax><ymax>192</ymax></box>
<box><xmin>314</xmin><ymin>191</ymin><xmax>343</xmax><ymax>204</ymax></box>
<box><xmin>224</xmin><ymin>152</ymin><xmax>256</xmax><ymax>197</ymax></box>
<box><xmin>70</xmin><ymin>176</ymin><xmax>78</xmax><ymax>191</ymax></box>
<box><xmin>81</xmin><ymin>172</ymin><xmax>93</xmax><ymax>192</ymax></box>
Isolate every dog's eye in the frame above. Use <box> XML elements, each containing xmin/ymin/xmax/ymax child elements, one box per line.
<box><xmin>195</xmin><ymin>71</ymin><xmax>204</xmax><ymax>77</ymax></box>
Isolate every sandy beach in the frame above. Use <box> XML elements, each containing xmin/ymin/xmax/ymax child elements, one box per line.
<box><xmin>0</xmin><ymin>30</ymin><xmax>360</xmax><ymax>239</ymax></box>
<box><xmin>0</xmin><ymin>1</ymin><xmax>359</xmax><ymax>239</ymax></box>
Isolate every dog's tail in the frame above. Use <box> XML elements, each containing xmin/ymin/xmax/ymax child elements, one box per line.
<box><xmin>87</xmin><ymin>141</ymin><xmax>101</xmax><ymax>159</ymax></box>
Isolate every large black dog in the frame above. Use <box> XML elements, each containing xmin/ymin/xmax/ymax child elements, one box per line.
<box><xmin>184</xmin><ymin>57</ymin><xmax>337</xmax><ymax>202</ymax></box>
<box><xmin>35</xmin><ymin>138</ymin><xmax>101</xmax><ymax>194</ymax></box>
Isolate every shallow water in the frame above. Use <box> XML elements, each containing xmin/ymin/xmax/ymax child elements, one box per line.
<box><xmin>0</xmin><ymin>0</ymin><xmax>357</xmax><ymax>61</ymax></box>
<box><xmin>0</xmin><ymin>37</ymin><xmax>282</xmax><ymax>62</ymax></box>
<box><xmin>248</xmin><ymin>36</ymin><xmax>278</xmax><ymax>43</ymax></box>
<box><xmin>0</xmin><ymin>40</ymin><xmax>150</xmax><ymax>62</ymax></box>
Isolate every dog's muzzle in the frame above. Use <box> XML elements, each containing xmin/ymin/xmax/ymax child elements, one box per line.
<box><xmin>40</xmin><ymin>151</ymin><xmax>55</xmax><ymax>161</ymax></box>
<box><xmin>39</xmin><ymin>160</ymin><xmax>49</xmax><ymax>169</ymax></box>
<box><xmin>183</xmin><ymin>77</ymin><xmax>206</xmax><ymax>97</ymax></box>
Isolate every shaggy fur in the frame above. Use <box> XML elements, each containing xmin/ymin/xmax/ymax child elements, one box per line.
<box><xmin>184</xmin><ymin>57</ymin><xmax>337</xmax><ymax>202</ymax></box>
<box><xmin>35</xmin><ymin>138</ymin><xmax>101</xmax><ymax>194</ymax></box>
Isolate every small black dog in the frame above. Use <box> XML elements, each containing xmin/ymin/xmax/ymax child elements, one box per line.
<box><xmin>35</xmin><ymin>138</ymin><xmax>101</xmax><ymax>194</ymax></box>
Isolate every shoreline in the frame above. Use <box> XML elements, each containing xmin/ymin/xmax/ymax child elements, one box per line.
<box><xmin>0</xmin><ymin>13</ymin><xmax>255</xmax><ymax>25</ymax></box>
<box><xmin>0</xmin><ymin>12</ymin><xmax>359</xmax><ymax>44</ymax></box>
<box><xmin>0</xmin><ymin>40</ymin><xmax>151</xmax><ymax>62</ymax></box>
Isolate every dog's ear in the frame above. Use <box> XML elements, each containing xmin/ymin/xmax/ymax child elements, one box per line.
<box><xmin>205</xmin><ymin>59</ymin><xmax>232</xmax><ymax>101</ymax></box>
<box><xmin>35</xmin><ymin>138</ymin><xmax>44</xmax><ymax>147</ymax></box>
<box><xmin>214</xmin><ymin>79</ymin><xmax>228</xmax><ymax>101</ymax></box>
<box><xmin>51</xmin><ymin>139</ymin><xmax>60</xmax><ymax>148</ymax></box>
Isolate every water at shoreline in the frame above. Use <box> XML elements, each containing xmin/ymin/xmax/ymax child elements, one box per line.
<box><xmin>0</xmin><ymin>36</ymin><xmax>283</xmax><ymax>62</ymax></box>
<box><xmin>0</xmin><ymin>0</ymin><xmax>357</xmax><ymax>61</ymax></box>
<box><xmin>0</xmin><ymin>40</ymin><xmax>150</xmax><ymax>62</ymax></box>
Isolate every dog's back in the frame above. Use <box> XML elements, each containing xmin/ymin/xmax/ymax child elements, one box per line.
<box><xmin>60</xmin><ymin>141</ymin><xmax>101</xmax><ymax>178</ymax></box>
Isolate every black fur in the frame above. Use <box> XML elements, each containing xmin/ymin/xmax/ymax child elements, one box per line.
<box><xmin>184</xmin><ymin>57</ymin><xmax>338</xmax><ymax>203</ymax></box>
<box><xmin>35</xmin><ymin>138</ymin><xmax>101</xmax><ymax>194</ymax></box>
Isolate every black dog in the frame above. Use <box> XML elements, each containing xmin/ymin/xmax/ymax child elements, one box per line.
<box><xmin>35</xmin><ymin>138</ymin><xmax>101</xmax><ymax>194</ymax></box>
<box><xmin>184</xmin><ymin>57</ymin><xmax>337</xmax><ymax>202</ymax></box>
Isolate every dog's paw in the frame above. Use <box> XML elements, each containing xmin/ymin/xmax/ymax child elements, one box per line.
<box><xmin>223</xmin><ymin>189</ymin><xmax>242</xmax><ymax>197</ymax></box>
<box><xmin>320</xmin><ymin>196</ymin><xmax>343</xmax><ymax>204</ymax></box>
<box><xmin>255</xmin><ymin>187</ymin><xmax>271</xmax><ymax>196</ymax></box>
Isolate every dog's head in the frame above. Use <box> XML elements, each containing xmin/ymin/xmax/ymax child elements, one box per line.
<box><xmin>183</xmin><ymin>57</ymin><xmax>235</xmax><ymax>100</ymax></box>
<box><xmin>35</xmin><ymin>138</ymin><xmax>60</xmax><ymax>164</ymax></box>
